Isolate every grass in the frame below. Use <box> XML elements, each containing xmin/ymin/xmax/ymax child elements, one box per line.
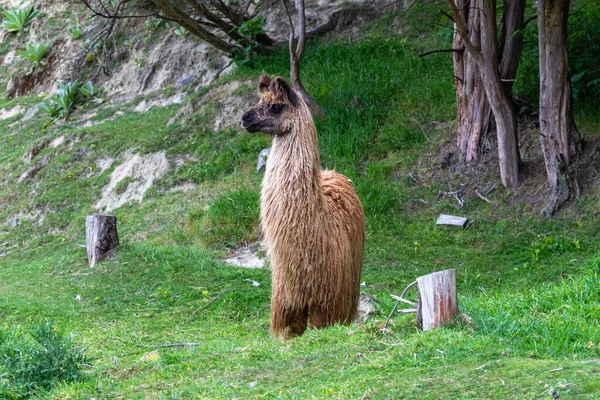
<box><xmin>0</xmin><ymin>2</ymin><xmax>599</xmax><ymax>398</ymax></box>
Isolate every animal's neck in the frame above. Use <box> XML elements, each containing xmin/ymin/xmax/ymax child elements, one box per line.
<box><xmin>264</xmin><ymin>106</ymin><xmax>322</xmax><ymax>207</ymax></box>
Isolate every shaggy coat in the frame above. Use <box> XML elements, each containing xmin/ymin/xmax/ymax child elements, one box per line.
<box><xmin>241</xmin><ymin>76</ymin><xmax>365</xmax><ymax>338</ymax></box>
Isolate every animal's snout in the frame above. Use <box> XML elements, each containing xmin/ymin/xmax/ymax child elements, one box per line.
<box><xmin>241</xmin><ymin>110</ymin><xmax>254</xmax><ymax>129</ymax></box>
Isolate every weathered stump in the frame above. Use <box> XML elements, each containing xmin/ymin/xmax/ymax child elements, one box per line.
<box><xmin>85</xmin><ymin>214</ymin><xmax>119</xmax><ymax>267</ymax></box>
<box><xmin>385</xmin><ymin>269</ymin><xmax>460</xmax><ymax>331</ymax></box>
<box><xmin>416</xmin><ymin>269</ymin><xmax>459</xmax><ymax>330</ymax></box>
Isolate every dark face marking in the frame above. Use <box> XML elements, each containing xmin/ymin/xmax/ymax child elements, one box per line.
<box><xmin>240</xmin><ymin>75</ymin><xmax>298</xmax><ymax>136</ymax></box>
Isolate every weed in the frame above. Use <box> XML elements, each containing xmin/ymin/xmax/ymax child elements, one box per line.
<box><xmin>16</xmin><ymin>42</ymin><xmax>49</xmax><ymax>69</ymax></box>
<box><xmin>1</xmin><ymin>5</ymin><xmax>40</xmax><ymax>33</ymax></box>
<box><xmin>42</xmin><ymin>80</ymin><xmax>103</xmax><ymax>122</ymax></box>
<box><xmin>0</xmin><ymin>320</ymin><xmax>90</xmax><ymax>398</ymax></box>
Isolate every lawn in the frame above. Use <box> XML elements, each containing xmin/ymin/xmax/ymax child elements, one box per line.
<box><xmin>0</xmin><ymin>2</ymin><xmax>599</xmax><ymax>399</ymax></box>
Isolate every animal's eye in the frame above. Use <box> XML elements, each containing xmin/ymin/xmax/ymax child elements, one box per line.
<box><xmin>270</xmin><ymin>104</ymin><xmax>285</xmax><ymax>115</ymax></box>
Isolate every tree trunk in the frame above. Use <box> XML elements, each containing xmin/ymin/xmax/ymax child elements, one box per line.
<box><xmin>286</xmin><ymin>0</ymin><xmax>325</xmax><ymax>119</ymax></box>
<box><xmin>476</xmin><ymin>0</ymin><xmax>519</xmax><ymax>189</ymax></box>
<box><xmin>538</xmin><ymin>0</ymin><xmax>581</xmax><ymax>216</ymax></box>
<box><xmin>453</xmin><ymin>0</ymin><xmax>491</xmax><ymax>162</ymax></box>
<box><xmin>86</xmin><ymin>214</ymin><xmax>119</xmax><ymax>267</ymax></box>
<box><xmin>499</xmin><ymin>0</ymin><xmax>526</xmax><ymax>97</ymax></box>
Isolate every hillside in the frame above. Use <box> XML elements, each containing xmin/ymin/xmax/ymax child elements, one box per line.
<box><xmin>0</xmin><ymin>0</ymin><xmax>599</xmax><ymax>398</ymax></box>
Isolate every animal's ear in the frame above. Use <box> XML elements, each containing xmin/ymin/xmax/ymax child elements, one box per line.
<box><xmin>270</xmin><ymin>76</ymin><xmax>298</xmax><ymax>107</ymax></box>
<box><xmin>258</xmin><ymin>75</ymin><xmax>272</xmax><ymax>94</ymax></box>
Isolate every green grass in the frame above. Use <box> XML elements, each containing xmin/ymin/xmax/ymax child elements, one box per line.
<box><xmin>0</xmin><ymin>3</ymin><xmax>599</xmax><ymax>398</ymax></box>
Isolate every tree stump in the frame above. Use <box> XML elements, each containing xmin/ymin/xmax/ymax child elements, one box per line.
<box><xmin>385</xmin><ymin>269</ymin><xmax>460</xmax><ymax>331</ymax></box>
<box><xmin>416</xmin><ymin>269</ymin><xmax>459</xmax><ymax>330</ymax></box>
<box><xmin>85</xmin><ymin>214</ymin><xmax>119</xmax><ymax>267</ymax></box>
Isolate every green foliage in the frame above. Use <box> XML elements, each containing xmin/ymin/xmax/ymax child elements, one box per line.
<box><xmin>529</xmin><ymin>234</ymin><xmax>580</xmax><ymax>262</ymax></box>
<box><xmin>188</xmin><ymin>188</ymin><xmax>260</xmax><ymax>248</ymax></box>
<box><xmin>1</xmin><ymin>5</ymin><xmax>40</xmax><ymax>33</ymax></box>
<box><xmin>173</xmin><ymin>25</ymin><xmax>188</xmax><ymax>39</ymax></box>
<box><xmin>145</xmin><ymin>17</ymin><xmax>165</xmax><ymax>31</ymax></box>
<box><xmin>69</xmin><ymin>21</ymin><xmax>82</xmax><ymax>40</ymax></box>
<box><xmin>42</xmin><ymin>80</ymin><xmax>103</xmax><ymax>121</ymax></box>
<box><xmin>468</xmin><ymin>258</ymin><xmax>600</xmax><ymax>357</ymax></box>
<box><xmin>228</xmin><ymin>16</ymin><xmax>266</xmax><ymax>66</ymax></box>
<box><xmin>0</xmin><ymin>320</ymin><xmax>90</xmax><ymax>399</ymax></box>
<box><xmin>568</xmin><ymin>0</ymin><xmax>600</xmax><ymax>103</ymax></box>
<box><xmin>515</xmin><ymin>0</ymin><xmax>600</xmax><ymax>105</ymax></box>
<box><xmin>16</xmin><ymin>42</ymin><xmax>49</xmax><ymax>68</ymax></box>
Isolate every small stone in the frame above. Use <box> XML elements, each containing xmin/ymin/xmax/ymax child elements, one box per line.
<box><xmin>177</xmin><ymin>75</ymin><xmax>198</xmax><ymax>87</ymax></box>
<box><xmin>256</xmin><ymin>147</ymin><xmax>271</xmax><ymax>172</ymax></box>
<box><xmin>23</xmin><ymin>103</ymin><xmax>43</xmax><ymax>121</ymax></box>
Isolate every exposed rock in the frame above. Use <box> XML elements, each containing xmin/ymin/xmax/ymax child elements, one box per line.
<box><xmin>168</xmin><ymin>182</ymin><xmax>196</xmax><ymax>193</ymax></box>
<box><xmin>177</xmin><ymin>75</ymin><xmax>198</xmax><ymax>88</ymax></box>
<box><xmin>0</xmin><ymin>105</ymin><xmax>24</xmax><ymax>120</ymax></box>
<box><xmin>48</xmin><ymin>135</ymin><xmax>65</xmax><ymax>148</ymax></box>
<box><xmin>23</xmin><ymin>103</ymin><xmax>43</xmax><ymax>121</ymax></box>
<box><xmin>256</xmin><ymin>147</ymin><xmax>271</xmax><ymax>172</ymax></box>
<box><xmin>104</xmin><ymin>28</ymin><xmax>228</xmax><ymax>102</ymax></box>
<box><xmin>18</xmin><ymin>156</ymin><xmax>48</xmax><ymax>182</ymax></box>
<box><xmin>133</xmin><ymin>92</ymin><xmax>186</xmax><ymax>113</ymax></box>
<box><xmin>223</xmin><ymin>244</ymin><xmax>266</xmax><ymax>269</ymax></box>
<box><xmin>2</xmin><ymin>50</ymin><xmax>17</xmax><ymax>65</ymax></box>
<box><xmin>95</xmin><ymin>151</ymin><xmax>168</xmax><ymax>212</ymax></box>
<box><xmin>168</xmin><ymin>79</ymin><xmax>255</xmax><ymax>131</ymax></box>
<box><xmin>356</xmin><ymin>293</ymin><xmax>377</xmax><ymax>323</ymax></box>
<box><xmin>22</xmin><ymin>141</ymin><xmax>48</xmax><ymax>164</ymax></box>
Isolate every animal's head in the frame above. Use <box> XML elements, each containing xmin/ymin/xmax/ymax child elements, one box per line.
<box><xmin>241</xmin><ymin>75</ymin><xmax>300</xmax><ymax>135</ymax></box>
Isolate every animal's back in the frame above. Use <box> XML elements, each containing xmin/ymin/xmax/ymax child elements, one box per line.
<box><xmin>318</xmin><ymin>169</ymin><xmax>365</xmax><ymax>322</ymax></box>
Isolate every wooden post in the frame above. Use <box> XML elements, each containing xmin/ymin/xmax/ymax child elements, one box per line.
<box><xmin>416</xmin><ymin>269</ymin><xmax>459</xmax><ymax>330</ymax></box>
<box><xmin>85</xmin><ymin>214</ymin><xmax>119</xmax><ymax>267</ymax></box>
<box><xmin>384</xmin><ymin>269</ymin><xmax>460</xmax><ymax>331</ymax></box>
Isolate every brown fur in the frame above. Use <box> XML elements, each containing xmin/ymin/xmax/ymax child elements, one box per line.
<box><xmin>241</xmin><ymin>75</ymin><xmax>365</xmax><ymax>339</ymax></box>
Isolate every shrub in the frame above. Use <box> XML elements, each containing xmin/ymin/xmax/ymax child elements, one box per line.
<box><xmin>0</xmin><ymin>320</ymin><xmax>91</xmax><ymax>398</ymax></box>
<box><xmin>16</xmin><ymin>42</ymin><xmax>49</xmax><ymax>68</ymax></box>
<box><xmin>1</xmin><ymin>5</ymin><xmax>40</xmax><ymax>33</ymax></box>
<box><xmin>568</xmin><ymin>0</ymin><xmax>600</xmax><ymax>103</ymax></box>
<box><xmin>42</xmin><ymin>79</ymin><xmax>103</xmax><ymax>122</ymax></box>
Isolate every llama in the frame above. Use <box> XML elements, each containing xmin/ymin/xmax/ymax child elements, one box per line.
<box><xmin>241</xmin><ymin>75</ymin><xmax>365</xmax><ymax>338</ymax></box>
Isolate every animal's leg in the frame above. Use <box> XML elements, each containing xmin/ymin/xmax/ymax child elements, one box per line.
<box><xmin>287</xmin><ymin>306</ymin><xmax>309</xmax><ymax>337</ymax></box>
<box><xmin>270</xmin><ymin>296</ymin><xmax>308</xmax><ymax>338</ymax></box>
<box><xmin>309</xmin><ymin>306</ymin><xmax>331</xmax><ymax>329</ymax></box>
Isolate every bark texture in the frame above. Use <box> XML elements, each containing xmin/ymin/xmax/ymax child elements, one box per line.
<box><xmin>538</xmin><ymin>0</ymin><xmax>581</xmax><ymax>216</ymax></box>
<box><xmin>453</xmin><ymin>0</ymin><xmax>491</xmax><ymax>162</ymax></box>
<box><xmin>449</xmin><ymin>0</ymin><xmax>520</xmax><ymax>189</ymax></box>
<box><xmin>86</xmin><ymin>214</ymin><xmax>119</xmax><ymax>267</ymax></box>
<box><xmin>416</xmin><ymin>269</ymin><xmax>459</xmax><ymax>331</ymax></box>
<box><xmin>452</xmin><ymin>0</ymin><xmax>524</xmax><ymax>170</ymax></box>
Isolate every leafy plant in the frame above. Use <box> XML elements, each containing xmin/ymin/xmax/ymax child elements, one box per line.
<box><xmin>173</xmin><ymin>25</ymin><xmax>188</xmax><ymax>39</ymax></box>
<box><xmin>0</xmin><ymin>320</ymin><xmax>90</xmax><ymax>398</ymax></box>
<box><xmin>70</xmin><ymin>22</ymin><xmax>82</xmax><ymax>40</ymax></box>
<box><xmin>228</xmin><ymin>16</ymin><xmax>266</xmax><ymax>66</ymax></box>
<box><xmin>1</xmin><ymin>5</ymin><xmax>40</xmax><ymax>33</ymax></box>
<box><xmin>568</xmin><ymin>0</ymin><xmax>600</xmax><ymax>103</ymax></box>
<box><xmin>42</xmin><ymin>79</ymin><xmax>103</xmax><ymax>122</ymax></box>
<box><xmin>16</xmin><ymin>42</ymin><xmax>49</xmax><ymax>69</ymax></box>
<box><xmin>145</xmin><ymin>17</ymin><xmax>165</xmax><ymax>31</ymax></box>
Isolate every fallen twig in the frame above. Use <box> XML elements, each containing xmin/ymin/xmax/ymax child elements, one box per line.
<box><xmin>383</xmin><ymin>280</ymin><xmax>417</xmax><ymax>331</ymax></box>
<box><xmin>475</xmin><ymin>190</ymin><xmax>492</xmax><ymax>204</ymax></box>
<box><xmin>188</xmin><ymin>289</ymin><xmax>226</xmax><ymax>320</ymax></box>
<box><xmin>135</xmin><ymin>342</ymin><xmax>199</xmax><ymax>348</ymax></box>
